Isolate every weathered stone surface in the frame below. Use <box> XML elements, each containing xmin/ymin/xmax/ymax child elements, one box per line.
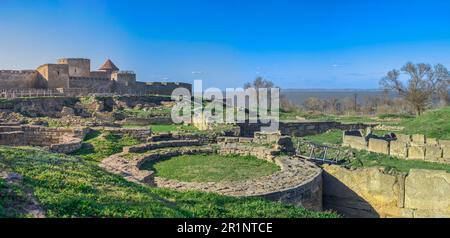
<box><xmin>390</xmin><ymin>140</ymin><xmax>408</xmax><ymax>158</ymax></box>
<box><xmin>343</xmin><ymin>135</ymin><xmax>368</xmax><ymax>150</ymax></box>
<box><xmin>368</xmin><ymin>138</ymin><xmax>390</xmax><ymax>155</ymax></box>
<box><xmin>425</xmin><ymin>145</ymin><xmax>443</xmax><ymax>161</ymax></box>
<box><xmin>439</xmin><ymin>140</ymin><xmax>450</xmax><ymax>147</ymax></box>
<box><xmin>323</xmin><ymin>165</ymin><xmax>402</xmax><ymax>218</ymax></box>
<box><xmin>408</xmin><ymin>146</ymin><xmax>426</xmax><ymax>160</ymax></box>
<box><xmin>405</xmin><ymin>169</ymin><xmax>450</xmax><ymax>213</ymax></box>
<box><xmin>396</xmin><ymin>134</ymin><xmax>411</xmax><ymax>143</ymax></box>
<box><xmin>411</xmin><ymin>134</ymin><xmax>426</xmax><ymax>145</ymax></box>
<box><xmin>427</xmin><ymin>138</ymin><xmax>438</xmax><ymax>145</ymax></box>
<box><xmin>442</xmin><ymin>145</ymin><xmax>450</xmax><ymax>160</ymax></box>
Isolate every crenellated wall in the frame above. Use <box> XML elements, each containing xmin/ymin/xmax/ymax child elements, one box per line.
<box><xmin>0</xmin><ymin>70</ymin><xmax>39</xmax><ymax>89</ymax></box>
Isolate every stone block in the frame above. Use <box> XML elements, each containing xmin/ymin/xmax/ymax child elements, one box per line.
<box><xmin>438</xmin><ymin>140</ymin><xmax>450</xmax><ymax>147</ymax></box>
<box><xmin>368</xmin><ymin>138</ymin><xmax>390</xmax><ymax>155</ymax></box>
<box><xmin>426</xmin><ymin>138</ymin><xmax>438</xmax><ymax>145</ymax></box>
<box><xmin>408</xmin><ymin>146</ymin><xmax>425</xmax><ymax>160</ymax></box>
<box><xmin>424</xmin><ymin>145</ymin><xmax>442</xmax><ymax>161</ymax></box>
<box><xmin>442</xmin><ymin>145</ymin><xmax>450</xmax><ymax>160</ymax></box>
<box><xmin>411</xmin><ymin>134</ymin><xmax>425</xmax><ymax>144</ymax></box>
<box><xmin>343</xmin><ymin>135</ymin><xmax>367</xmax><ymax>150</ymax></box>
<box><xmin>390</xmin><ymin>140</ymin><xmax>408</xmax><ymax>158</ymax></box>
<box><xmin>405</xmin><ymin>169</ymin><xmax>450</xmax><ymax>211</ymax></box>
<box><xmin>396</xmin><ymin>134</ymin><xmax>411</xmax><ymax>143</ymax></box>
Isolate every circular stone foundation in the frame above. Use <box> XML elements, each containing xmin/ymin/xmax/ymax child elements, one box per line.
<box><xmin>141</xmin><ymin>153</ymin><xmax>280</xmax><ymax>183</ymax></box>
<box><xmin>101</xmin><ymin>143</ymin><xmax>324</xmax><ymax>211</ymax></box>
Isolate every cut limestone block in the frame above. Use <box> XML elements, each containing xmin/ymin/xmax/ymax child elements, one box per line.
<box><xmin>426</xmin><ymin>138</ymin><xmax>438</xmax><ymax>145</ymax></box>
<box><xmin>408</xmin><ymin>146</ymin><xmax>425</xmax><ymax>160</ymax></box>
<box><xmin>442</xmin><ymin>145</ymin><xmax>450</xmax><ymax>160</ymax></box>
<box><xmin>390</xmin><ymin>140</ymin><xmax>408</xmax><ymax>158</ymax></box>
<box><xmin>343</xmin><ymin>135</ymin><xmax>368</xmax><ymax>150</ymax></box>
<box><xmin>396</xmin><ymin>134</ymin><xmax>412</xmax><ymax>143</ymax></box>
<box><xmin>368</xmin><ymin>138</ymin><xmax>390</xmax><ymax>155</ymax></box>
<box><xmin>438</xmin><ymin>140</ymin><xmax>450</xmax><ymax>147</ymax></box>
<box><xmin>424</xmin><ymin>145</ymin><xmax>443</xmax><ymax>162</ymax></box>
<box><xmin>411</xmin><ymin>134</ymin><xmax>426</xmax><ymax>145</ymax></box>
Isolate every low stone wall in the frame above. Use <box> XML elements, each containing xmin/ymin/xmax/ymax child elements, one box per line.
<box><xmin>101</xmin><ymin>127</ymin><xmax>151</xmax><ymax>142</ymax></box>
<box><xmin>343</xmin><ymin>131</ymin><xmax>450</xmax><ymax>164</ymax></box>
<box><xmin>118</xmin><ymin>117</ymin><xmax>173</xmax><ymax>126</ymax></box>
<box><xmin>323</xmin><ymin>165</ymin><xmax>450</xmax><ymax>218</ymax></box>
<box><xmin>123</xmin><ymin>140</ymin><xmax>201</xmax><ymax>153</ymax></box>
<box><xmin>218</xmin><ymin>131</ymin><xmax>295</xmax><ymax>155</ymax></box>
<box><xmin>0</xmin><ymin>125</ymin><xmax>87</xmax><ymax>153</ymax></box>
<box><xmin>239</xmin><ymin>121</ymin><xmax>372</xmax><ymax>137</ymax></box>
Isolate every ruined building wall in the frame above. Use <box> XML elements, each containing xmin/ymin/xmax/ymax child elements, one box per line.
<box><xmin>0</xmin><ymin>70</ymin><xmax>38</xmax><ymax>89</ymax></box>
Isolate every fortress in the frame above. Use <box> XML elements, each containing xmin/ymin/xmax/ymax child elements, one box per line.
<box><xmin>0</xmin><ymin>58</ymin><xmax>192</xmax><ymax>96</ymax></box>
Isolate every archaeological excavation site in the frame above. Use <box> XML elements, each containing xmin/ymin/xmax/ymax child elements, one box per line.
<box><xmin>0</xmin><ymin>85</ymin><xmax>449</xmax><ymax>219</ymax></box>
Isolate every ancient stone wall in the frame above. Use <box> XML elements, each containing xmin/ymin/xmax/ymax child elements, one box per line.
<box><xmin>36</xmin><ymin>64</ymin><xmax>70</xmax><ymax>89</ymax></box>
<box><xmin>343</xmin><ymin>131</ymin><xmax>450</xmax><ymax>164</ymax></box>
<box><xmin>57</xmin><ymin>58</ymin><xmax>91</xmax><ymax>77</ymax></box>
<box><xmin>144</xmin><ymin>82</ymin><xmax>192</xmax><ymax>96</ymax></box>
<box><xmin>239</xmin><ymin>121</ymin><xmax>371</xmax><ymax>137</ymax></box>
<box><xmin>0</xmin><ymin>125</ymin><xmax>87</xmax><ymax>153</ymax></box>
<box><xmin>323</xmin><ymin>165</ymin><xmax>450</xmax><ymax>218</ymax></box>
<box><xmin>0</xmin><ymin>70</ymin><xmax>38</xmax><ymax>89</ymax></box>
<box><xmin>68</xmin><ymin>77</ymin><xmax>113</xmax><ymax>92</ymax></box>
<box><xmin>101</xmin><ymin>127</ymin><xmax>151</xmax><ymax>142</ymax></box>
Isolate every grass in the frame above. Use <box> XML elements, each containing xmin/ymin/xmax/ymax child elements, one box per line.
<box><xmin>150</xmin><ymin>124</ymin><xmax>199</xmax><ymax>133</ymax></box>
<box><xmin>298</xmin><ymin>129</ymin><xmax>450</xmax><ymax>173</ymax></box>
<box><xmin>142</xmin><ymin>154</ymin><xmax>280</xmax><ymax>182</ymax></box>
<box><xmin>0</xmin><ymin>178</ymin><xmax>30</xmax><ymax>218</ymax></box>
<box><xmin>0</xmin><ymin>146</ymin><xmax>337</xmax><ymax>218</ymax></box>
<box><xmin>301</xmin><ymin>130</ymin><xmax>343</xmax><ymax>145</ymax></box>
<box><xmin>398</xmin><ymin>107</ymin><xmax>450</xmax><ymax>140</ymax></box>
<box><xmin>71</xmin><ymin>131</ymin><xmax>141</xmax><ymax>162</ymax></box>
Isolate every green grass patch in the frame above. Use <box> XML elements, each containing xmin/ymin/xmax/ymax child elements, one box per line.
<box><xmin>301</xmin><ymin>130</ymin><xmax>343</xmax><ymax>145</ymax></box>
<box><xmin>0</xmin><ymin>146</ymin><xmax>337</xmax><ymax>218</ymax></box>
<box><xmin>0</xmin><ymin>179</ymin><xmax>30</xmax><ymax>218</ymax></box>
<box><xmin>398</xmin><ymin>107</ymin><xmax>450</xmax><ymax>140</ymax></box>
<box><xmin>142</xmin><ymin>154</ymin><xmax>280</xmax><ymax>182</ymax></box>
<box><xmin>150</xmin><ymin>124</ymin><xmax>199</xmax><ymax>133</ymax></box>
<box><xmin>70</xmin><ymin>131</ymin><xmax>141</xmax><ymax>162</ymax></box>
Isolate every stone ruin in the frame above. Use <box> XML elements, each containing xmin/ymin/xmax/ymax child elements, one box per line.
<box><xmin>343</xmin><ymin>130</ymin><xmax>450</xmax><ymax>164</ymax></box>
<box><xmin>100</xmin><ymin>131</ymin><xmax>323</xmax><ymax>211</ymax></box>
<box><xmin>0</xmin><ymin>122</ymin><xmax>88</xmax><ymax>153</ymax></box>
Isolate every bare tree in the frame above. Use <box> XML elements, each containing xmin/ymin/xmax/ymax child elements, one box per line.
<box><xmin>380</xmin><ymin>62</ymin><xmax>450</xmax><ymax>115</ymax></box>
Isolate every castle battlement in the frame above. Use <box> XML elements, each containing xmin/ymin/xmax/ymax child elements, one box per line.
<box><xmin>0</xmin><ymin>57</ymin><xmax>192</xmax><ymax>96</ymax></box>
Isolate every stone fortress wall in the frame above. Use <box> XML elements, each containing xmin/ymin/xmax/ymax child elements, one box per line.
<box><xmin>0</xmin><ymin>58</ymin><xmax>192</xmax><ymax>96</ymax></box>
<box><xmin>343</xmin><ymin>130</ymin><xmax>450</xmax><ymax>164</ymax></box>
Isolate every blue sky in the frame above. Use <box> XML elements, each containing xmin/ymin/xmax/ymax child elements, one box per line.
<box><xmin>1</xmin><ymin>0</ymin><xmax>450</xmax><ymax>89</ymax></box>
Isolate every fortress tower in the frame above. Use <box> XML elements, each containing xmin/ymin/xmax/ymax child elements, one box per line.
<box><xmin>0</xmin><ymin>57</ymin><xmax>192</xmax><ymax>95</ymax></box>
